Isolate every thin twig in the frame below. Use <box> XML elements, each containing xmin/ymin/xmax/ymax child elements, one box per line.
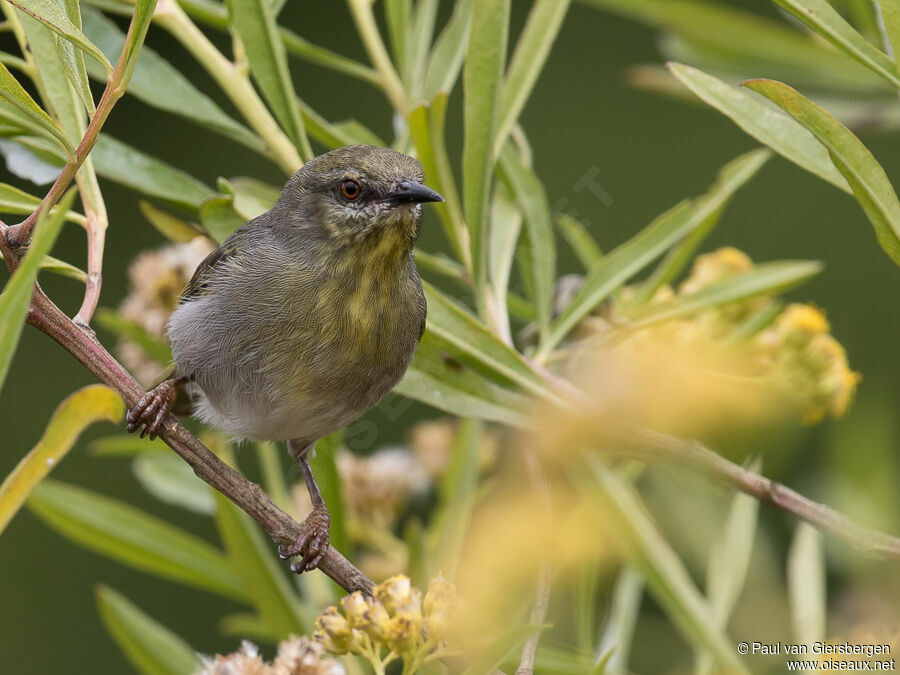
<box><xmin>619</xmin><ymin>424</ymin><xmax>900</xmax><ymax>560</ymax></box>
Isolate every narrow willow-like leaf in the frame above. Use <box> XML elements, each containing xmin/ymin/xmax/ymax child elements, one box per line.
<box><xmin>279</xmin><ymin>29</ymin><xmax>378</xmax><ymax>84</ymax></box>
<box><xmin>221</xmin><ymin>177</ymin><xmax>279</xmax><ymax>220</ymax></box>
<box><xmin>787</xmin><ymin>524</ymin><xmax>826</xmax><ymax>646</ymax></box>
<box><xmin>0</xmin><ymin>182</ymin><xmax>84</xmax><ymax>223</ymax></box>
<box><xmin>745</xmin><ymin>79</ymin><xmax>900</xmax><ymax>266</ymax></box>
<box><xmin>494</xmin><ymin>0</ymin><xmax>570</xmax><ymax>157</ymax></box>
<box><xmin>58</xmin><ymin>0</ymin><xmax>95</xmax><ymax>114</ymax></box>
<box><xmin>625</xmin><ymin>261</ymin><xmax>823</xmax><ymax>330</ymax></box>
<box><xmin>488</xmin><ymin>183</ymin><xmax>522</xmax><ymax>343</ymax></box>
<box><xmin>7</xmin><ymin>0</ymin><xmax>113</xmax><ymax>73</ymax></box>
<box><xmin>589</xmin><ymin>462</ymin><xmax>749</xmax><ymax>673</ymax></box>
<box><xmin>595</xmin><ymin>566</ymin><xmax>644</xmax><ymax>670</ymax></box>
<box><xmin>81</xmin><ymin>8</ymin><xmax>264</xmax><ymax>154</ymax></box>
<box><xmin>0</xmin><ymin>62</ymin><xmax>71</xmax><ymax>151</ymax></box>
<box><xmin>404</xmin><ymin>0</ymin><xmax>438</xmax><ymax>98</ymax></box>
<box><xmin>200</xmin><ymin>194</ymin><xmax>245</xmax><ymax>243</ymax></box>
<box><xmin>556</xmin><ymin>213</ymin><xmax>602</xmax><ymax>271</ymax></box>
<box><xmin>428</xmin><ymin>419</ymin><xmax>482</xmax><ymax>579</ymax></box>
<box><xmin>423</xmin><ymin>282</ymin><xmax>554</xmax><ymax>401</ymax></box>
<box><xmin>214</xmin><ymin>493</ymin><xmax>312</xmax><ymax>635</ymax></box>
<box><xmin>773</xmin><ymin>0</ymin><xmax>900</xmax><ymax>88</ymax></box>
<box><xmin>90</xmin><ymin>433</ymin><xmax>169</xmax><ymax>455</ymax></box>
<box><xmin>28</xmin><ymin>479</ymin><xmax>247</xmax><ymax>600</ymax></box>
<box><xmin>93</xmin><ymin>135</ymin><xmax>213</xmax><ymax>210</ymax></box>
<box><xmin>94</xmin><ymin>308</ymin><xmax>173</xmax><ymax>365</ymax></box>
<box><xmin>226</xmin><ymin>0</ymin><xmax>311</xmax><ymax>160</ymax></box>
<box><xmin>96</xmin><ymin>585</ymin><xmax>199</xmax><ymax>675</ymax></box>
<box><xmin>538</xmin><ymin>199</ymin><xmax>696</xmax><ymax>358</ymax></box>
<box><xmin>424</xmin><ymin>0</ymin><xmax>473</xmax><ymax>98</ymax></box>
<box><xmin>219</xmin><ymin>612</ymin><xmax>273</xmax><ymax>641</ymax></box>
<box><xmin>881</xmin><ymin>0</ymin><xmax>900</xmax><ymax>68</ymax></box>
<box><xmin>498</xmin><ymin>144</ymin><xmax>555</xmax><ymax>345</ymax></box>
<box><xmin>667</xmin><ymin>64</ymin><xmax>850</xmax><ymax>194</ymax></box>
<box><xmin>408</xmin><ymin>95</ymin><xmax>468</xmax><ymax>266</ymax></box>
<box><xmin>0</xmin><ymin>385</ymin><xmax>122</xmax><ymax>534</ymax></box>
<box><xmin>397</xmin><ymin>332</ymin><xmax>531</xmax><ymax>426</ymax></box>
<box><xmin>133</xmin><ymin>454</ymin><xmax>215</xmax><ymax>515</ymax></box>
<box><xmin>635</xmin><ymin>148</ymin><xmax>772</xmax><ymax>304</ymax></box>
<box><xmin>463</xmin><ymin>0</ymin><xmax>510</xmax><ymax>304</ymax></box>
<box><xmin>0</xmin><ymin>189</ymin><xmax>73</xmax><ymax>391</ymax></box>
<box><xmin>579</xmin><ymin>0</ymin><xmax>886</xmax><ymax>94</ymax></box>
<box><xmin>138</xmin><ymin>200</ymin><xmax>204</xmax><ymax>243</ymax></box>
<box><xmin>385</xmin><ymin>0</ymin><xmax>411</xmax><ymax>75</ymax></box>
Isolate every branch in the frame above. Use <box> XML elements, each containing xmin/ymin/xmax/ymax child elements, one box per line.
<box><xmin>619</xmin><ymin>424</ymin><xmax>900</xmax><ymax>559</ymax></box>
<box><xmin>26</xmin><ymin>284</ymin><xmax>375</xmax><ymax>595</ymax></box>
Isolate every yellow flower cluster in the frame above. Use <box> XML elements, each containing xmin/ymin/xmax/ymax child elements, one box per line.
<box><xmin>314</xmin><ymin>575</ymin><xmax>458</xmax><ymax>672</ymax></box>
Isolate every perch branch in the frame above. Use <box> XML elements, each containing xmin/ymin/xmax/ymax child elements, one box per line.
<box><xmin>24</xmin><ymin>284</ymin><xmax>375</xmax><ymax>595</ymax></box>
<box><xmin>619</xmin><ymin>424</ymin><xmax>900</xmax><ymax>559</ymax></box>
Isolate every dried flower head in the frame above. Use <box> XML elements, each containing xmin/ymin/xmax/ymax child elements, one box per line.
<box><xmin>196</xmin><ymin>636</ymin><xmax>342</xmax><ymax>675</ymax></box>
<box><xmin>336</xmin><ymin>448</ymin><xmax>429</xmax><ymax>528</ymax></box>
<box><xmin>195</xmin><ymin>640</ymin><xmax>269</xmax><ymax>675</ymax></box>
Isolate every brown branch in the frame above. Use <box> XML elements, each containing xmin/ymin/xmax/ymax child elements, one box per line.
<box><xmin>619</xmin><ymin>424</ymin><xmax>900</xmax><ymax>559</ymax></box>
<box><xmin>26</xmin><ymin>284</ymin><xmax>375</xmax><ymax>595</ymax></box>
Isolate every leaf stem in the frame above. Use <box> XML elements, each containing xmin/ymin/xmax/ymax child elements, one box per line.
<box><xmin>346</xmin><ymin>0</ymin><xmax>408</xmax><ymax>114</ymax></box>
<box><xmin>154</xmin><ymin>0</ymin><xmax>302</xmax><ymax>174</ymax></box>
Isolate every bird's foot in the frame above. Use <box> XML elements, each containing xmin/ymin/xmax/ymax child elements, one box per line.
<box><xmin>126</xmin><ymin>379</ymin><xmax>178</xmax><ymax>440</ymax></box>
<box><xmin>279</xmin><ymin>505</ymin><xmax>330</xmax><ymax>573</ymax></box>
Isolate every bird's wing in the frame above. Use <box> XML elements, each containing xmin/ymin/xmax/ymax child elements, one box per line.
<box><xmin>180</xmin><ymin>226</ymin><xmax>249</xmax><ymax>303</ymax></box>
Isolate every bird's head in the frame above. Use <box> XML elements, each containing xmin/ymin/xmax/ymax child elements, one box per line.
<box><xmin>274</xmin><ymin>145</ymin><xmax>444</xmax><ymax>252</ymax></box>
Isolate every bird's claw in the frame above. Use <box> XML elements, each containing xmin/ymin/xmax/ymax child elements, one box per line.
<box><xmin>126</xmin><ymin>380</ymin><xmax>177</xmax><ymax>440</ymax></box>
<box><xmin>279</xmin><ymin>505</ymin><xmax>330</xmax><ymax>573</ymax></box>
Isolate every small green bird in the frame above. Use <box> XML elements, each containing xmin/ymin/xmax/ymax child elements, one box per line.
<box><xmin>126</xmin><ymin>145</ymin><xmax>444</xmax><ymax>572</ymax></box>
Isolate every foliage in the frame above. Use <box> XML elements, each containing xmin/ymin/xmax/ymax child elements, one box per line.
<box><xmin>0</xmin><ymin>1</ymin><xmax>895</xmax><ymax>674</ymax></box>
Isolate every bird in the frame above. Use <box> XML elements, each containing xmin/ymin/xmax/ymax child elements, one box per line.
<box><xmin>125</xmin><ymin>144</ymin><xmax>444</xmax><ymax>573</ymax></box>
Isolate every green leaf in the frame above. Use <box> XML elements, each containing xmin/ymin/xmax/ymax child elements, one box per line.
<box><xmin>81</xmin><ymin>8</ymin><xmax>264</xmax><ymax>154</ymax></box>
<box><xmin>428</xmin><ymin>419</ymin><xmax>482</xmax><ymax>578</ymax></box>
<box><xmin>666</xmin><ymin>64</ymin><xmax>850</xmax><ymax>194</ymax></box>
<box><xmin>624</xmin><ymin>261</ymin><xmax>823</xmax><ymax>330</ymax></box>
<box><xmin>385</xmin><ymin>0</ymin><xmax>411</xmax><ymax>76</ymax></box>
<box><xmin>408</xmin><ymin>94</ymin><xmax>468</xmax><ymax>266</ymax></box>
<box><xmin>773</xmin><ymin>0</ymin><xmax>900</xmax><ymax>88</ymax></box>
<box><xmin>0</xmin><ymin>385</ymin><xmax>123</xmax><ymax>534</ymax></box>
<box><xmin>424</xmin><ymin>0</ymin><xmax>473</xmax><ymax>98</ymax></box>
<box><xmin>498</xmin><ymin>144</ymin><xmax>556</xmax><ymax>345</ymax></box>
<box><xmin>589</xmin><ymin>461</ymin><xmax>749</xmax><ymax>673</ymax></box>
<box><xmin>28</xmin><ymin>479</ymin><xmax>247</xmax><ymax>600</ymax></box>
<box><xmin>57</xmin><ymin>0</ymin><xmax>95</xmax><ymax>114</ymax></box>
<box><xmin>538</xmin><ymin>199</ymin><xmax>696</xmax><ymax>358</ymax></box>
<box><xmin>96</xmin><ymin>585</ymin><xmax>199</xmax><ymax>675</ymax></box>
<box><xmin>138</xmin><ymin>200</ymin><xmax>205</xmax><ymax>243</ymax></box>
<box><xmin>0</xmin><ymin>62</ymin><xmax>71</xmax><ymax>151</ymax></box>
<box><xmin>744</xmin><ymin>78</ymin><xmax>900</xmax><ymax>266</ymax></box>
<box><xmin>93</xmin><ymin>135</ymin><xmax>213</xmax><ymax>211</ymax></box>
<box><xmin>219</xmin><ymin>612</ymin><xmax>274</xmax><ymax>642</ymax></box>
<box><xmin>487</xmin><ymin>182</ymin><xmax>522</xmax><ymax>342</ymax></box>
<box><xmin>220</xmin><ymin>177</ymin><xmax>279</xmax><ymax>220</ymax></box>
<box><xmin>556</xmin><ymin>213</ymin><xmax>602</xmax><ymax>271</ymax></box>
<box><xmin>226</xmin><ymin>0</ymin><xmax>311</xmax><ymax>160</ymax></box>
<box><xmin>463</xmin><ymin>0</ymin><xmax>510</xmax><ymax>304</ymax></box>
<box><xmin>635</xmin><ymin>148</ymin><xmax>772</xmax><ymax>303</ymax></box>
<box><xmin>595</xmin><ymin>566</ymin><xmax>644</xmax><ymax>671</ymax></box>
<box><xmin>199</xmin><ymin>194</ymin><xmax>245</xmax><ymax>243</ymax></box>
<box><xmin>881</xmin><ymin>0</ymin><xmax>900</xmax><ymax>70</ymax></box>
<box><xmin>94</xmin><ymin>308</ymin><xmax>173</xmax><ymax>366</ymax></box>
<box><xmin>494</xmin><ymin>0</ymin><xmax>570</xmax><ymax>156</ymax></box>
<box><xmin>422</xmin><ymin>282</ymin><xmax>554</xmax><ymax>401</ymax></box>
<box><xmin>462</xmin><ymin>624</ymin><xmax>550</xmax><ymax>675</ymax></box>
<box><xmin>0</xmin><ymin>188</ymin><xmax>73</xmax><ymax>391</ymax></box>
<box><xmin>90</xmin><ymin>433</ymin><xmax>170</xmax><ymax>455</ymax></box>
<box><xmin>133</xmin><ymin>454</ymin><xmax>215</xmax><ymax>515</ymax></box>
<box><xmin>787</xmin><ymin>523</ymin><xmax>826</xmax><ymax>646</ymax></box>
<box><xmin>7</xmin><ymin>0</ymin><xmax>113</xmax><ymax>73</ymax></box>
<box><xmin>278</xmin><ymin>28</ymin><xmax>379</xmax><ymax>85</ymax></box>
<box><xmin>404</xmin><ymin>0</ymin><xmax>439</xmax><ymax>98</ymax></box>
<box><xmin>214</xmin><ymin>493</ymin><xmax>312</xmax><ymax>636</ymax></box>
<box><xmin>0</xmin><ymin>181</ymin><xmax>85</xmax><ymax>223</ymax></box>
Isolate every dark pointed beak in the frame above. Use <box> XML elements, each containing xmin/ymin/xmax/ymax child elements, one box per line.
<box><xmin>388</xmin><ymin>180</ymin><xmax>445</xmax><ymax>205</ymax></box>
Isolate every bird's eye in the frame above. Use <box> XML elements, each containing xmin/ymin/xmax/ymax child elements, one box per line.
<box><xmin>340</xmin><ymin>179</ymin><xmax>361</xmax><ymax>200</ymax></box>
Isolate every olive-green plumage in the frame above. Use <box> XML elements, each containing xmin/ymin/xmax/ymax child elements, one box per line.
<box><xmin>166</xmin><ymin>145</ymin><xmax>443</xmax><ymax>444</ymax></box>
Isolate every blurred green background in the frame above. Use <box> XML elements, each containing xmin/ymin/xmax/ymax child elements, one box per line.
<box><xmin>1</xmin><ymin>1</ymin><xmax>898</xmax><ymax>672</ymax></box>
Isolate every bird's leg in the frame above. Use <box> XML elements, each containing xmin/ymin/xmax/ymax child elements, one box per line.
<box><xmin>280</xmin><ymin>440</ymin><xmax>331</xmax><ymax>573</ymax></box>
<box><xmin>126</xmin><ymin>375</ymin><xmax>189</xmax><ymax>440</ymax></box>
